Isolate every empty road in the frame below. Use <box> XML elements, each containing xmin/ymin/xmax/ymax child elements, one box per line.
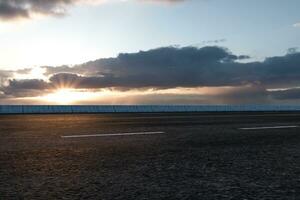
<box><xmin>1</xmin><ymin>112</ymin><xmax>300</xmax><ymax>199</ymax></box>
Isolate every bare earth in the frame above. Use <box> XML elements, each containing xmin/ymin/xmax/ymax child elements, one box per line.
<box><xmin>1</xmin><ymin>112</ymin><xmax>300</xmax><ymax>199</ymax></box>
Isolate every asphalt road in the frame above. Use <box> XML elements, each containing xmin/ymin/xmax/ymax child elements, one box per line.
<box><xmin>1</xmin><ymin>112</ymin><xmax>300</xmax><ymax>199</ymax></box>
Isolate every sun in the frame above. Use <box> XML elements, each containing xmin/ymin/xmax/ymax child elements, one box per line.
<box><xmin>41</xmin><ymin>88</ymin><xmax>96</xmax><ymax>104</ymax></box>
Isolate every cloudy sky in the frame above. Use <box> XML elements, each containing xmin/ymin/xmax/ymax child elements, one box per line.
<box><xmin>0</xmin><ymin>0</ymin><xmax>300</xmax><ymax>105</ymax></box>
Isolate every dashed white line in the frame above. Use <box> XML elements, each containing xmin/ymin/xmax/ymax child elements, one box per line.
<box><xmin>239</xmin><ymin>126</ymin><xmax>299</xmax><ymax>130</ymax></box>
<box><xmin>61</xmin><ymin>131</ymin><xmax>165</xmax><ymax>138</ymax></box>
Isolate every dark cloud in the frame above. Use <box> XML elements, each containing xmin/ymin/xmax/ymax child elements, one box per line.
<box><xmin>0</xmin><ymin>1</ymin><xmax>28</xmax><ymax>20</ymax></box>
<box><xmin>2</xmin><ymin>45</ymin><xmax>300</xmax><ymax>104</ymax></box>
<box><xmin>43</xmin><ymin>46</ymin><xmax>252</xmax><ymax>89</ymax></box>
<box><xmin>42</xmin><ymin>46</ymin><xmax>300</xmax><ymax>89</ymax></box>
<box><xmin>2</xmin><ymin>79</ymin><xmax>50</xmax><ymax>97</ymax></box>
<box><xmin>269</xmin><ymin>88</ymin><xmax>300</xmax><ymax>100</ymax></box>
<box><xmin>258</xmin><ymin>52</ymin><xmax>300</xmax><ymax>88</ymax></box>
<box><xmin>0</xmin><ymin>0</ymin><xmax>74</xmax><ymax>20</ymax></box>
<box><xmin>287</xmin><ymin>47</ymin><xmax>298</xmax><ymax>54</ymax></box>
<box><xmin>0</xmin><ymin>0</ymin><xmax>187</xmax><ymax>21</ymax></box>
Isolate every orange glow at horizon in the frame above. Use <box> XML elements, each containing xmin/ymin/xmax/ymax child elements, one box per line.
<box><xmin>40</xmin><ymin>88</ymin><xmax>100</xmax><ymax>104</ymax></box>
<box><xmin>19</xmin><ymin>86</ymin><xmax>249</xmax><ymax>105</ymax></box>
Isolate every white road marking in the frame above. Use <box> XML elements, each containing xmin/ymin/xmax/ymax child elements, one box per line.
<box><xmin>61</xmin><ymin>131</ymin><xmax>165</xmax><ymax>138</ymax></box>
<box><xmin>239</xmin><ymin>126</ymin><xmax>299</xmax><ymax>130</ymax></box>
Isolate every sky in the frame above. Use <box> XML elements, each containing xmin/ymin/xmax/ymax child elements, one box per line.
<box><xmin>0</xmin><ymin>0</ymin><xmax>300</xmax><ymax>105</ymax></box>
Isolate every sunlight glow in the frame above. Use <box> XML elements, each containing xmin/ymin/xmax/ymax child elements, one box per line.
<box><xmin>41</xmin><ymin>89</ymin><xmax>98</xmax><ymax>104</ymax></box>
<box><xmin>33</xmin><ymin>87</ymin><xmax>224</xmax><ymax>105</ymax></box>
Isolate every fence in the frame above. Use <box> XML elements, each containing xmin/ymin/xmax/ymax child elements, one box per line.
<box><xmin>1</xmin><ymin>105</ymin><xmax>300</xmax><ymax>114</ymax></box>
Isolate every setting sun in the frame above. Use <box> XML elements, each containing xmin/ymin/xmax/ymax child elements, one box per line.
<box><xmin>41</xmin><ymin>89</ymin><xmax>97</xmax><ymax>104</ymax></box>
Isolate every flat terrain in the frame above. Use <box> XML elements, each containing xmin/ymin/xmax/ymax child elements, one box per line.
<box><xmin>1</xmin><ymin>112</ymin><xmax>300</xmax><ymax>199</ymax></box>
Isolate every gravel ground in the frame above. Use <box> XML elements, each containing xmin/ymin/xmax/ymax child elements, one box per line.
<box><xmin>1</xmin><ymin>113</ymin><xmax>300</xmax><ymax>199</ymax></box>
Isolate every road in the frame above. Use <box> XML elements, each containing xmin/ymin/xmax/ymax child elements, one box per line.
<box><xmin>1</xmin><ymin>112</ymin><xmax>300</xmax><ymax>199</ymax></box>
